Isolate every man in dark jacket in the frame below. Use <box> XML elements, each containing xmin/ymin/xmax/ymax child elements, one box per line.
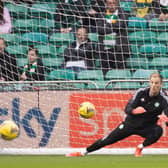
<box><xmin>0</xmin><ymin>38</ymin><xmax>19</xmax><ymax>81</ymax></box>
<box><xmin>63</xmin><ymin>27</ymin><xmax>97</xmax><ymax>73</ymax></box>
<box><xmin>83</xmin><ymin>0</ymin><xmax>131</xmax><ymax>74</ymax></box>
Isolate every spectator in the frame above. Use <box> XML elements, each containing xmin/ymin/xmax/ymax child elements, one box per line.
<box><xmin>20</xmin><ymin>47</ymin><xmax>45</xmax><ymax>81</ymax></box>
<box><xmin>82</xmin><ymin>0</ymin><xmax>106</xmax><ymax>33</ymax></box>
<box><xmin>54</xmin><ymin>0</ymin><xmax>90</xmax><ymax>33</ymax></box>
<box><xmin>158</xmin><ymin>0</ymin><xmax>168</xmax><ymax>21</ymax></box>
<box><xmin>0</xmin><ymin>0</ymin><xmax>12</xmax><ymax>34</ymax></box>
<box><xmin>84</xmin><ymin>0</ymin><xmax>131</xmax><ymax>74</ymax></box>
<box><xmin>0</xmin><ymin>38</ymin><xmax>19</xmax><ymax>81</ymax></box>
<box><xmin>132</xmin><ymin>0</ymin><xmax>161</xmax><ymax>20</ymax></box>
<box><xmin>63</xmin><ymin>27</ymin><xmax>97</xmax><ymax>74</ymax></box>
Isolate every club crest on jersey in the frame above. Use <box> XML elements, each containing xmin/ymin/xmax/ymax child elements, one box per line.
<box><xmin>140</xmin><ymin>98</ymin><xmax>145</xmax><ymax>102</ymax></box>
<box><xmin>154</xmin><ymin>102</ymin><xmax>160</xmax><ymax>107</ymax></box>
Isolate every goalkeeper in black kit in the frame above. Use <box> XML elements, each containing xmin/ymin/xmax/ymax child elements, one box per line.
<box><xmin>66</xmin><ymin>72</ymin><xmax>168</xmax><ymax>157</ymax></box>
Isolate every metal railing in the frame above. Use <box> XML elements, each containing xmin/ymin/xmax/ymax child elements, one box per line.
<box><xmin>0</xmin><ymin>79</ymin><xmax>167</xmax><ymax>91</ymax></box>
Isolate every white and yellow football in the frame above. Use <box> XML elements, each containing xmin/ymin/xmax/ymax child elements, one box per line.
<box><xmin>78</xmin><ymin>102</ymin><xmax>96</xmax><ymax>119</ymax></box>
<box><xmin>0</xmin><ymin>120</ymin><xmax>19</xmax><ymax>140</ymax></box>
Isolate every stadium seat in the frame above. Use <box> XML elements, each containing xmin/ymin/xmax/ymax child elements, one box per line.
<box><xmin>77</xmin><ymin>70</ymin><xmax>104</xmax><ymax>81</ymax></box>
<box><xmin>139</xmin><ymin>43</ymin><xmax>167</xmax><ymax>58</ymax></box>
<box><xmin>129</xmin><ymin>31</ymin><xmax>157</xmax><ymax>45</ymax></box>
<box><xmin>48</xmin><ymin>45</ymin><xmax>67</xmax><ymax>58</ymax></box>
<box><xmin>132</xmin><ymin>69</ymin><xmax>158</xmax><ymax>79</ymax></box>
<box><xmin>160</xmin><ymin>70</ymin><xmax>168</xmax><ymax>78</ymax></box>
<box><xmin>0</xmin><ymin>34</ymin><xmax>21</xmax><ymax>45</ymax></box>
<box><xmin>55</xmin><ymin>45</ymin><xmax>67</xmax><ymax>56</ymax></box>
<box><xmin>157</xmin><ymin>32</ymin><xmax>168</xmax><ymax>44</ymax></box>
<box><xmin>141</xmin><ymin>82</ymin><xmax>149</xmax><ymax>88</ymax></box>
<box><xmin>128</xmin><ymin>17</ymin><xmax>147</xmax><ymax>31</ymax></box>
<box><xmin>119</xmin><ymin>1</ymin><xmax>133</xmax><ymax>12</ymax></box>
<box><xmin>126</xmin><ymin>57</ymin><xmax>149</xmax><ymax>69</ymax></box>
<box><xmin>162</xmin><ymin>83</ymin><xmax>168</xmax><ymax>89</ymax></box>
<box><xmin>35</xmin><ymin>45</ymin><xmax>51</xmax><ymax>58</ymax></box>
<box><xmin>88</xmin><ymin>33</ymin><xmax>99</xmax><ymax>42</ymax></box>
<box><xmin>148</xmin><ymin>18</ymin><xmax>168</xmax><ymax>31</ymax></box>
<box><xmin>149</xmin><ymin>57</ymin><xmax>168</xmax><ymax>70</ymax></box>
<box><xmin>17</xmin><ymin>58</ymin><xmax>28</xmax><ymax>67</ymax></box>
<box><xmin>87</xmin><ymin>81</ymin><xmax>113</xmax><ymax>89</ymax></box>
<box><xmin>13</xmin><ymin>19</ymin><xmax>39</xmax><ymax>33</ymax></box>
<box><xmin>6</xmin><ymin>45</ymin><xmax>28</xmax><ymax>58</ymax></box>
<box><xmin>47</xmin><ymin>69</ymin><xmax>75</xmax><ymax>80</ymax></box>
<box><xmin>21</xmin><ymin>32</ymin><xmax>48</xmax><ymax>45</ymax></box>
<box><xmin>29</xmin><ymin>3</ymin><xmax>56</xmax><ymax>19</ymax></box>
<box><xmin>43</xmin><ymin>57</ymin><xmax>63</xmax><ymax>70</ymax></box>
<box><xmin>113</xmin><ymin>82</ymin><xmax>141</xmax><ymax>89</ymax></box>
<box><xmin>130</xmin><ymin>44</ymin><xmax>140</xmax><ymax>58</ymax></box>
<box><xmin>105</xmin><ymin>69</ymin><xmax>132</xmax><ymax>80</ymax></box>
<box><xmin>37</xmin><ymin>19</ymin><xmax>55</xmax><ymax>33</ymax></box>
<box><xmin>5</xmin><ymin>3</ymin><xmax>29</xmax><ymax>19</ymax></box>
<box><xmin>49</xmin><ymin>33</ymin><xmax>74</xmax><ymax>46</ymax></box>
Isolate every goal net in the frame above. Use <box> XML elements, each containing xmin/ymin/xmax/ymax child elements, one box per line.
<box><xmin>0</xmin><ymin>0</ymin><xmax>168</xmax><ymax>155</ymax></box>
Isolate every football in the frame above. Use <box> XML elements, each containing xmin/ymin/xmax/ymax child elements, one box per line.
<box><xmin>0</xmin><ymin>120</ymin><xmax>19</xmax><ymax>140</ymax></box>
<box><xmin>78</xmin><ymin>102</ymin><xmax>96</xmax><ymax>119</ymax></box>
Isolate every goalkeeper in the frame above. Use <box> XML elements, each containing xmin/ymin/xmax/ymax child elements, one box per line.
<box><xmin>67</xmin><ymin>72</ymin><xmax>168</xmax><ymax>157</ymax></box>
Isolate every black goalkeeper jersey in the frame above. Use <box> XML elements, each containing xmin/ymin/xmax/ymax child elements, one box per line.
<box><xmin>124</xmin><ymin>87</ymin><xmax>168</xmax><ymax>129</ymax></box>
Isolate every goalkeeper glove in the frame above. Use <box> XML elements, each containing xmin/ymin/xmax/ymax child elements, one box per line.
<box><xmin>158</xmin><ymin>114</ymin><xmax>168</xmax><ymax>122</ymax></box>
<box><xmin>132</xmin><ymin>106</ymin><xmax>146</xmax><ymax>114</ymax></box>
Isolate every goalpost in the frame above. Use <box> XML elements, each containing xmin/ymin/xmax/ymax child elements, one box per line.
<box><xmin>0</xmin><ymin>0</ymin><xmax>168</xmax><ymax>155</ymax></box>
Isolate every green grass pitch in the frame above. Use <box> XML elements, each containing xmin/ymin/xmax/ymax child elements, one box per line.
<box><xmin>0</xmin><ymin>155</ymin><xmax>168</xmax><ymax>168</ymax></box>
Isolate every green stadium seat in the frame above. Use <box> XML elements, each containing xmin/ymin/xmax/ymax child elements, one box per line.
<box><xmin>6</xmin><ymin>3</ymin><xmax>29</xmax><ymax>19</ymax></box>
<box><xmin>17</xmin><ymin>58</ymin><xmax>28</xmax><ymax>67</ymax></box>
<box><xmin>162</xmin><ymin>83</ymin><xmax>168</xmax><ymax>89</ymax></box>
<box><xmin>132</xmin><ymin>69</ymin><xmax>158</xmax><ymax>79</ymax></box>
<box><xmin>47</xmin><ymin>69</ymin><xmax>75</xmax><ymax>80</ymax></box>
<box><xmin>21</xmin><ymin>32</ymin><xmax>48</xmax><ymax>45</ymax></box>
<box><xmin>87</xmin><ymin>81</ymin><xmax>113</xmax><ymax>89</ymax></box>
<box><xmin>120</xmin><ymin>1</ymin><xmax>133</xmax><ymax>12</ymax></box>
<box><xmin>157</xmin><ymin>32</ymin><xmax>168</xmax><ymax>44</ymax></box>
<box><xmin>113</xmin><ymin>82</ymin><xmax>141</xmax><ymax>89</ymax></box>
<box><xmin>126</xmin><ymin>57</ymin><xmax>149</xmax><ymax>69</ymax></box>
<box><xmin>43</xmin><ymin>57</ymin><xmax>63</xmax><ymax>71</ymax></box>
<box><xmin>77</xmin><ymin>70</ymin><xmax>104</xmax><ymax>80</ymax></box>
<box><xmin>160</xmin><ymin>70</ymin><xmax>168</xmax><ymax>78</ymax></box>
<box><xmin>141</xmin><ymin>82</ymin><xmax>149</xmax><ymax>88</ymax></box>
<box><xmin>148</xmin><ymin>18</ymin><xmax>168</xmax><ymax>31</ymax></box>
<box><xmin>128</xmin><ymin>17</ymin><xmax>147</xmax><ymax>31</ymax></box>
<box><xmin>55</xmin><ymin>45</ymin><xmax>67</xmax><ymax>56</ymax></box>
<box><xmin>49</xmin><ymin>33</ymin><xmax>74</xmax><ymax>46</ymax></box>
<box><xmin>130</xmin><ymin>44</ymin><xmax>140</xmax><ymax>58</ymax></box>
<box><xmin>13</xmin><ymin>19</ymin><xmax>39</xmax><ymax>33</ymax></box>
<box><xmin>37</xmin><ymin>19</ymin><xmax>55</xmax><ymax>33</ymax></box>
<box><xmin>48</xmin><ymin>45</ymin><xmax>67</xmax><ymax>58</ymax></box>
<box><xmin>105</xmin><ymin>69</ymin><xmax>132</xmax><ymax>80</ymax></box>
<box><xmin>6</xmin><ymin>45</ymin><xmax>28</xmax><ymax>58</ymax></box>
<box><xmin>0</xmin><ymin>34</ymin><xmax>21</xmax><ymax>45</ymax></box>
<box><xmin>129</xmin><ymin>31</ymin><xmax>157</xmax><ymax>45</ymax></box>
<box><xmin>149</xmin><ymin>57</ymin><xmax>168</xmax><ymax>70</ymax></box>
<box><xmin>29</xmin><ymin>3</ymin><xmax>56</xmax><ymax>19</ymax></box>
<box><xmin>35</xmin><ymin>45</ymin><xmax>51</xmax><ymax>58</ymax></box>
<box><xmin>88</xmin><ymin>33</ymin><xmax>99</xmax><ymax>42</ymax></box>
<box><xmin>139</xmin><ymin>43</ymin><xmax>167</xmax><ymax>58</ymax></box>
